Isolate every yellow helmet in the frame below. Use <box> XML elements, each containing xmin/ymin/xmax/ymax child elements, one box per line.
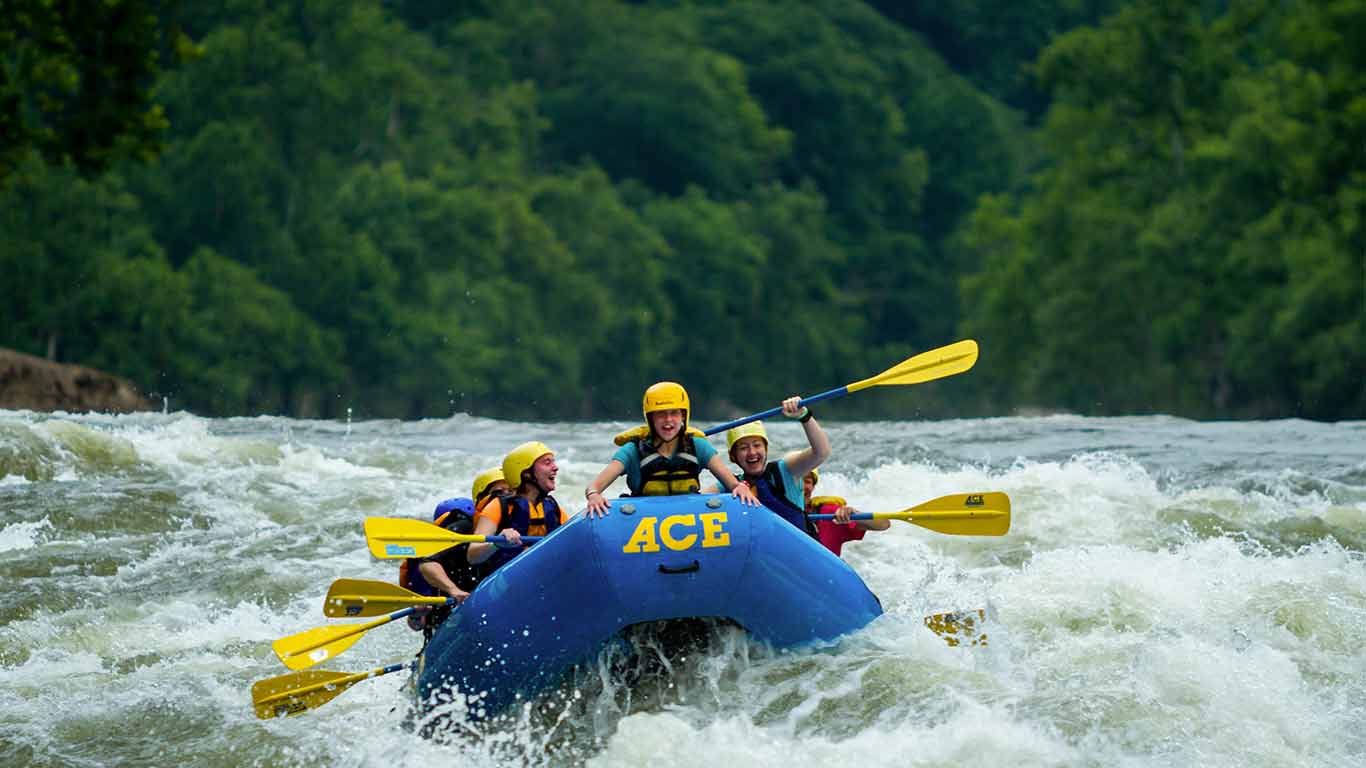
<box><xmin>726</xmin><ymin>421</ymin><xmax>769</xmax><ymax>458</ymax></box>
<box><xmin>807</xmin><ymin>468</ymin><xmax>819</xmax><ymax>485</ymax></box>
<box><xmin>502</xmin><ymin>441</ymin><xmax>554</xmax><ymax>489</ymax></box>
<box><xmin>471</xmin><ymin>467</ymin><xmax>505</xmax><ymax>501</ymax></box>
<box><xmin>643</xmin><ymin>381</ymin><xmax>690</xmax><ymax>428</ymax></box>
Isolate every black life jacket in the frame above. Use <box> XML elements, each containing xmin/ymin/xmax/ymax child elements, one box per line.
<box><xmin>746</xmin><ymin>461</ymin><xmax>819</xmax><ymax>540</ymax></box>
<box><xmin>482</xmin><ymin>492</ymin><xmax>563</xmax><ymax>572</ymax></box>
<box><xmin>399</xmin><ymin>507</ymin><xmax>481</xmax><ymax>596</ymax></box>
<box><xmin>629</xmin><ymin>434</ymin><xmax>702</xmax><ymax>496</ymax></box>
<box><xmin>403</xmin><ymin>507</ymin><xmax>485</xmax><ymax>645</ymax></box>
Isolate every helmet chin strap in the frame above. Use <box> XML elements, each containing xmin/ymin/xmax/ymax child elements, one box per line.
<box><xmin>531</xmin><ymin>474</ymin><xmax>553</xmax><ymax>500</ymax></box>
<box><xmin>517</xmin><ymin>470</ymin><xmax>550</xmax><ymax>501</ymax></box>
<box><xmin>647</xmin><ymin>410</ymin><xmax>687</xmax><ymax>445</ymax></box>
<box><xmin>649</xmin><ymin>419</ymin><xmax>684</xmax><ymax>446</ymax></box>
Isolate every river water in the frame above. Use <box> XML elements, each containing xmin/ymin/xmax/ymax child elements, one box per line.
<box><xmin>2</xmin><ymin>410</ymin><xmax>1363</xmax><ymax>767</ymax></box>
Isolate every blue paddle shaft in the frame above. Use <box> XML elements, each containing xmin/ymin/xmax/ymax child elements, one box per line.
<box><xmin>385</xmin><ymin>596</ymin><xmax>459</xmax><ymax>621</ymax></box>
<box><xmin>806</xmin><ymin>513</ymin><xmax>874</xmax><ymax>521</ymax></box>
<box><xmin>488</xmin><ymin>535</ymin><xmax>542</xmax><ymax>546</ymax></box>
<box><xmin>703</xmin><ymin>386</ymin><xmax>851</xmax><ymax>436</ymax></box>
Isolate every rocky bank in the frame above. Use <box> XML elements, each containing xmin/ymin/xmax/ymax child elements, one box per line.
<box><xmin>0</xmin><ymin>348</ymin><xmax>155</xmax><ymax>413</ymax></box>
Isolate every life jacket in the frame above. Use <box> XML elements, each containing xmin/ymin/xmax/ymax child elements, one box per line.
<box><xmin>744</xmin><ymin>461</ymin><xmax>819</xmax><ymax>539</ymax></box>
<box><xmin>629</xmin><ymin>434</ymin><xmax>702</xmax><ymax>496</ymax></box>
<box><xmin>807</xmin><ymin>495</ymin><xmax>848</xmax><ymax>515</ymax></box>
<box><xmin>399</xmin><ymin>505</ymin><xmax>480</xmax><ymax>597</ymax></box>
<box><xmin>808</xmin><ymin>495</ymin><xmax>863</xmax><ymax>557</ymax></box>
<box><xmin>481</xmin><ymin>492</ymin><xmax>563</xmax><ymax>573</ymax></box>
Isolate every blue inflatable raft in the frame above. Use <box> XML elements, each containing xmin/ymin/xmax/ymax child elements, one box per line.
<box><xmin>417</xmin><ymin>494</ymin><xmax>884</xmax><ymax>718</ymax></box>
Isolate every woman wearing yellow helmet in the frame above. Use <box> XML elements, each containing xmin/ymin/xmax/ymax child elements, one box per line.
<box><xmin>718</xmin><ymin>396</ymin><xmax>831</xmax><ymax>535</ymax></box>
<box><xmin>467</xmin><ymin>442</ymin><xmax>571</xmax><ymax>573</ymax></box>
<box><xmin>470</xmin><ymin>467</ymin><xmax>510</xmax><ymax>512</ymax></box>
<box><xmin>584</xmin><ymin>382</ymin><xmax>757</xmax><ymax>515</ymax></box>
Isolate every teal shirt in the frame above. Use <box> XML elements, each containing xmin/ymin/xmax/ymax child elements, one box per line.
<box><xmin>611</xmin><ymin>435</ymin><xmax>720</xmax><ymax>494</ymax></box>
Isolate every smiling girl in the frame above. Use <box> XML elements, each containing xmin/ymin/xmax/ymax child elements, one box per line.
<box><xmin>584</xmin><ymin>381</ymin><xmax>757</xmax><ymax>516</ymax></box>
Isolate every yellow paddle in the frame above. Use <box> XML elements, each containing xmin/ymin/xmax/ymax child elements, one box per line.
<box><xmin>363</xmin><ymin>517</ymin><xmax>542</xmax><ymax>560</ymax></box>
<box><xmin>251</xmin><ymin>661</ymin><xmax>413</xmax><ymax>718</ymax></box>
<box><xmin>703</xmin><ymin>339</ymin><xmax>979</xmax><ymax>436</ymax></box>
<box><xmin>923</xmin><ymin>608</ymin><xmax>988</xmax><ymax>647</ymax></box>
<box><xmin>807</xmin><ymin>492</ymin><xmax>1011</xmax><ymax>536</ymax></box>
<box><xmin>324</xmin><ymin>578</ymin><xmax>448</xmax><ymax>618</ymax></box>
<box><xmin>272</xmin><ymin>594</ymin><xmax>457</xmax><ymax>670</ymax></box>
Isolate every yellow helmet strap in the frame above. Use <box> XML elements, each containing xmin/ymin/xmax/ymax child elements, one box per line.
<box><xmin>647</xmin><ymin>409</ymin><xmax>687</xmax><ymax>443</ymax></box>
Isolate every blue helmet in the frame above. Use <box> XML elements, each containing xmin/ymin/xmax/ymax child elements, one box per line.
<box><xmin>433</xmin><ymin>497</ymin><xmax>476</xmax><ymax>522</ymax></box>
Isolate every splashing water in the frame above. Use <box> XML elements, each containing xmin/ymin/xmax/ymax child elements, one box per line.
<box><xmin>2</xmin><ymin>410</ymin><xmax>1363</xmax><ymax>766</ymax></box>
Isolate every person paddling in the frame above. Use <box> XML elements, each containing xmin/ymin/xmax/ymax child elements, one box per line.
<box><xmin>718</xmin><ymin>396</ymin><xmax>831</xmax><ymax>535</ymax></box>
<box><xmin>406</xmin><ymin>467</ymin><xmax>508</xmax><ymax>601</ymax></box>
<box><xmin>467</xmin><ymin>442</ymin><xmax>569</xmax><ymax>572</ymax></box>
<box><xmin>584</xmin><ymin>381</ymin><xmax>757</xmax><ymax>516</ymax></box>
<box><xmin>804</xmin><ymin>469</ymin><xmax>889</xmax><ymax>557</ymax></box>
<box><xmin>405</xmin><ymin>467</ymin><xmax>511</xmax><ymax>637</ymax></box>
<box><xmin>401</xmin><ymin>497</ymin><xmax>479</xmax><ymax>639</ymax></box>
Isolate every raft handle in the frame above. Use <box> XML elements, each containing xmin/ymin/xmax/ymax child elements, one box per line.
<box><xmin>658</xmin><ymin>560</ymin><xmax>701</xmax><ymax>575</ymax></box>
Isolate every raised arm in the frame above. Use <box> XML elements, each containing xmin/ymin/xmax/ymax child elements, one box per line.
<box><xmin>779</xmin><ymin>395</ymin><xmax>830</xmax><ymax>479</ymax></box>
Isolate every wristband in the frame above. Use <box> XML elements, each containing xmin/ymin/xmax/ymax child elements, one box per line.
<box><xmin>799</xmin><ymin>408</ymin><xmax>815</xmax><ymax>424</ymax></box>
<box><xmin>585</xmin><ymin>488</ymin><xmax>602</xmax><ymax>499</ymax></box>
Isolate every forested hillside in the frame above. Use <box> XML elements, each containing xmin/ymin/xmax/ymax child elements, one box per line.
<box><xmin>3</xmin><ymin>0</ymin><xmax>1361</xmax><ymax>420</ymax></box>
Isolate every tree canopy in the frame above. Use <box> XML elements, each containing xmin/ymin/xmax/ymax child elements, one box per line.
<box><xmin>3</xmin><ymin>0</ymin><xmax>1361</xmax><ymax>420</ymax></box>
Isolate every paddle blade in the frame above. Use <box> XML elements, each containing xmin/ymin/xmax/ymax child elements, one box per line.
<box><xmin>252</xmin><ymin>669</ymin><xmax>360</xmax><ymax>719</ymax></box>
<box><xmin>924</xmin><ymin>609</ymin><xmax>988</xmax><ymax>647</ymax></box>
<box><xmin>848</xmin><ymin>339</ymin><xmax>979</xmax><ymax>392</ymax></box>
<box><xmin>272</xmin><ymin>619</ymin><xmax>378</xmax><ymax>670</ymax></box>
<box><xmin>364</xmin><ymin>517</ymin><xmax>473</xmax><ymax>559</ymax></box>
<box><xmin>878</xmin><ymin>491</ymin><xmax>1011</xmax><ymax>536</ymax></box>
<box><xmin>324</xmin><ymin>578</ymin><xmax>446</xmax><ymax>617</ymax></box>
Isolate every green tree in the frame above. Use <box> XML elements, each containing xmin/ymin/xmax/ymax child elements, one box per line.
<box><xmin>1</xmin><ymin>0</ymin><xmax>194</xmax><ymax>181</ymax></box>
<box><xmin>0</xmin><ymin>159</ymin><xmax>159</xmax><ymax>361</ymax></box>
<box><xmin>960</xmin><ymin>0</ymin><xmax>1365</xmax><ymax>418</ymax></box>
<box><xmin>174</xmin><ymin>248</ymin><xmax>342</xmax><ymax>415</ymax></box>
<box><xmin>866</xmin><ymin>0</ymin><xmax>1128</xmax><ymax>115</ymax></box>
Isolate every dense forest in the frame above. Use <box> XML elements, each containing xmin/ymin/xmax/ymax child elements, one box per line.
<box><xmin>3</xmin><ymin>0</ymin><xmax>1362</xmax><ymax>421</ymax></box>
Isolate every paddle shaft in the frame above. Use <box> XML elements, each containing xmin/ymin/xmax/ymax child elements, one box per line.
<box><xmin>806</xmin><ymin>511</ymin><xmax>999</xmax><ymax>522</ymax></box>
<box><xmin>286</xmin><ymin>661</ymin><xmax>409</xmax><ymax>697</ymax></box>
<box><xmin>324</xmin><ymin>577</ymin><xmax>454</xmax><ymax>616</ymax></box>
<box><xmin>384</xmin><ymin>534</ymin><xmax>543</xmax><ymax>552</ymax></box>
<box><xmin>702</xmin><ymin>340</ymin><xmax>977</xmax><ymax>436</ymax></box>
<box><xmin>253</xmin><ymin>661</ymin><xmax>415</xmax><ymax>718</ymax></box>
<box><xmin>704</xmin><ymin>386</ymin><xmax>846</xmax><ymax>436</ymax></box>
<box><xmin>274</xmin><ymin>598</ymin><xmax>456</xmax><ymax>669</ymax></box>
<box><xmin>365</xmin><ymin>515</ymin><xmax>545</xmax><ymax>560</ymax></box>
<box><xmin>803</xmin><ymin>491</ymin><xmax>1010</xmax><ymax>536</ymax></box>
<box><xmin>807</xmin><ymin>512</ymin><xmax>884</xmax><ymax>521</ymax></box>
